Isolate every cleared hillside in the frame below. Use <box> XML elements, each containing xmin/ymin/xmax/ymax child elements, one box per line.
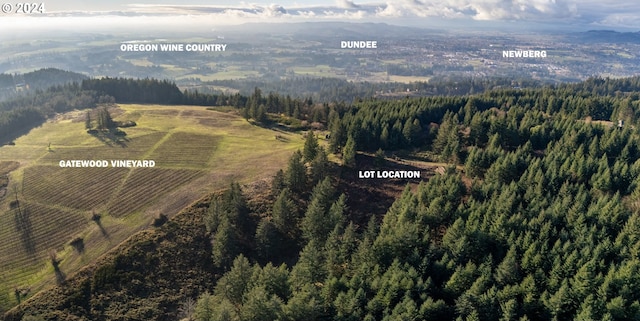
<box><xmin>0</xmin><ymin>104</ymin><xmax>304</xmax><ymax>312</ymax></box>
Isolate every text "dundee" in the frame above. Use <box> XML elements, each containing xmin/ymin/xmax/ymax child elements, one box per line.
<box><xmin>341</xmin><ymin>41</ymin><xmax>377</xmax><ymax>49</ymax></box>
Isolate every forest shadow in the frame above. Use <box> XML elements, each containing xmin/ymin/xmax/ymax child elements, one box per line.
<box><xmin>49</xmin><ymin>252</ymin><xmax>66</xmax><ymax>285</ymax></box>
<box><xmin>88</xmin><ymin>129</ymin><xmax>129</xmax><ymax>148</ymax></box>
<box><xmin>0</xmin><ymin>118</ymin><xmax>46</xmax><ymax>147</ymax></box>
<box><xmin>13</xmin><ymin>203</ymin><xmax>36</xmax><ymax>255</ymax></box>
<box><xmin>91</xmin><ymin>213</ymin><xmax>110</xmax><ymax>240</ymax></box>
<box><xmin>70</xmin><ymin>237</ymin><xmax>85</xmax><ymax>254</ymax></box>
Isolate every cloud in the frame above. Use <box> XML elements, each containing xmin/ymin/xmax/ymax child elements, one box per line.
<box><xmin>465</xmin><ymin>0</ymin><xmax>578</xmax><ymax>20</ymax></box>
<box><xmin>369</xmin><ymin>0</ymin><xmax>581</xmax><ymax>21</ymax></box>
<box><xmin>264</xmin><ymin>4</ymin><xmax>288</xmax><ymax>16</ymax></box>
<box><xmin>336</xmin><ymin>0</ymin><xmax>360</xmax><ymax>9</ymax></box>
<box><xmin>2</xmin><ymin>0</ymin><xmax>640</xmax><ymax>32</ymax></box>
<box><xmin>592</xmin><ymin>13</ymin><xmax>640</xmax><ymax>29</ymax></box>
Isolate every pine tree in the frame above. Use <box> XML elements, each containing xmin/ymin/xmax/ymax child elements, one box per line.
<box><xmin>304</xmin><ymin>131</ymin><xmax>320</xmax><ymax>163</ymax></box>
<box><xmin>272</xmin><ymin>188</ymin><xmax>297</xmax><ymax>238</ymax></box>
<box><xmin>343</xmin><ymin>135</ymin><xmax>356</xmax><ymax>167</ymax></box>
<box><xmin>255</xmin><ymin>218</ymin><xmax>282</xmax><ymax>261</ymax></box>
<box><xmin>194</xmin><ymin>292</ymin><xmax>215</xmax><ymax>321</ymax></box>
<box><xmin>215</xmin><ymin>254</ymin><xmax>253</xmax><ymax>306</ymax></box>
<box><xmin>271</xmin><ymin>169</ymin><xmax>286</xmax><ymax>198</ymax></box>
<box><xmin>291</xmin><ymin>240</ymin><xmax>326</xmax><ymax>289</ymax></box>
<box><xmin>499</xmin><ymin>298</ymin><xmax>518</xmax><ymax>321</ymax></box>
<box><xmin>380</xmin><ymin>124</ymin><xmax>390</xmax><ymax>149</ymax></box>
<box><xmin>403</xmin><ymin>118</ymin><xmax>414</xmax><ymax>146</ymax></box>
<box><xmin>284</xmin><ymin>284</ymin><xmax>323</xmax><ymax>321</ymax></box>
<box><xmin>469</xmin><ymin>113</ymin><xmax>488</xmax><ymax>147</ymax></box>
<box><xmin>85</xmin><ymin>111</ymin><xmax>92</xmax><ymax>130</ymax></box>
<box><xmin>256</xmin><ymin>104</ymin><xmax>267</xmax><ymax>123</ymax></box>
<box><xmin>328</xmin><ymin>193</ymin><xmax>347</xmax><ymax>231</ymax></box>
<box><xmin>240</xmin><ymin>286</ymin><xmax>283</xmax><ymax>321</ymax></box>
<box><xmin>301</xmin><ymin>177</ymin><xmax>335</xmax><ymax>244</ymax></box>
<box><xmin>252</xmin><ymin>263</ymin><xmax>291</xmax><ymax>301</ymax></box>
<box><xmin>242</xmin><ymin>105</ymin><xmax>251</xmax><ymax>120</ymax></box>
<box><xmin>495</xmin><ymin>246</ymin><xmax>520</xmax><ymax>286</ymax></box>
<box><xmin>211</xmin><ymin>216</ymin><xmax>239</xmax><ymax>269</ymax></box>
<box><xmin>286</xmin><ymin>150</ymin><xmax>307</xmax><ymax>193</ymax></box>
<box><xmin>547</xmin><ymin>279</ymin><xmax>576</xmax><ymax>321</ymax></box>
<box><xmin>293</xmin><ymin>105</ymin><xmax>301</xmax><ymax>119</ymax></box>
<box><xmin>97</xmin><ymin>107</ymin><xmax>114</xmax><ymax>130</ymax></box>
<box><xmin>572</xmin><ymin>260</ymin><xmax>598</xmax><ymax>302</ymax></box>
<box><xmin>206</xmin><ymin>182</ymin><xmax>249</xmax><ymax>268</ymax></box>
<box><xmin>403</xmin><ymin>118</ymin><xmax>421</xmax><ymax>147</ymax></box>
<box><xmin>329</xmin><ymin>119</ymin><xmax>346</xmax><ymax>153</ymax></box>
<box><xmin>310</xmin><ymin>147</ymin><xmax>329</xmax><ymax>184</ymax></box>
<box><xmin>465</xmin><ymin>147</ymin><xmax>484</xmax><ymax>178</ymax></box>
<box><xmin>434</xmin><ymin>112</ymin><xmax>456</xmax><ymax>153</ymax></box>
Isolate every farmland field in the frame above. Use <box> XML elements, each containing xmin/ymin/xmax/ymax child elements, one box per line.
<box><xmin>0</xmin><ymin>104</ymin><xmax>304</xmax><ymax>310</ymax></box>
<box><xmin>22</xmin><ymin>166</ymin><xmax>129</xmax><ymax>211</ymax></box>
<box><xmin>107</xmin><ymin>168</ymin><xmax>204</xmax><ymax>217</ymax></box>
<box><xmin>147</xmin><ymin>132</ymin><xmax>221</xmax><ymax>168</ymax></box>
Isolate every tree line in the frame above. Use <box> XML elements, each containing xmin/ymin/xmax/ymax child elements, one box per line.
<box><xmin>0</xmin><ymin>68</ymin><xmax>87</xmax><ymax>101</ymax></box>
<box><xmin>203</xmin><ymin>76</ymin><xmax>548</xmax><ymax>103</ymax></box>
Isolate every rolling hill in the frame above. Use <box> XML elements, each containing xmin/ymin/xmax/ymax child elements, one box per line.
<box><xmin>0</xmin><ymin>104</ymin><xmax>304</xmax><ymax>312</ymax></box>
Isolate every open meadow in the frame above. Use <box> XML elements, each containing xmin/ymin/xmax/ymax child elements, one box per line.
<box><xmin>0</xmin><ymin>104</ymin><xmax>304</xmax><ymax>310</ymax></box>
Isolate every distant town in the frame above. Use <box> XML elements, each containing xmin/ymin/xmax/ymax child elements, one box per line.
<box><xmin>1</xmin><ymin>24</ymin><xmax>639</xmax><ymax>96</ymax></box>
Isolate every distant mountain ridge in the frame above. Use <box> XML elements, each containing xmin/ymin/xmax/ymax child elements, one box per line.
<box><xmin>569</xmin><ymin>29</ymin><xmax>640</xmax><ymax>43</ymax></box>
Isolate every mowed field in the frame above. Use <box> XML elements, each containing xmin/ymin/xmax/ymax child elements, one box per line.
<box><xmin>0</xmin><ymin>105</ymin><xmax>304</xmax><ymax>310</ymax></box>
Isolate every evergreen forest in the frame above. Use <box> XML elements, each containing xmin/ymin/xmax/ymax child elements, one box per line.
<box><xmin>191</xmin><ymin>76</ymin><xmax>640</xmax><ymax>321</ymax></box>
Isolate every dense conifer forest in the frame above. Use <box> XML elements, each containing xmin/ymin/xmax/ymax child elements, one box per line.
<box><xmin>185</xmin><ymin>76</ymin><xmax>640</xmax><ymax>321</ymax></box>
<box><xmin>6</xmin><ymin>75</ymin><xmax>640</xmax><ymax>321</ymax></box>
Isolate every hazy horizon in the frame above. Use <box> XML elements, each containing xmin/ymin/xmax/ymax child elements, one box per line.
<box><xmin>0</xmin><ymin>0</ymin><xmax>639</xmax><ymax>38</ymax></box>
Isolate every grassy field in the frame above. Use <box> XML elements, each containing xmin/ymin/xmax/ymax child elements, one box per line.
<box><xmin>387</xmin><ymin>75</ymin><xmax>432</xmax><ymax>83</ymax></box>
<box><xmin>177</xmin><ymin>69</ymin><xmax>261</xmax><ymax>81</ymax></box>
<box><xmin>289</xmin><ymin>65</ymin><xmax>336</xmax><ymax>77</ymax></box>
<box><xmin>0</xmin><ymin>104</ymin><xmax>304</xmax><ymax>311</ymax></box>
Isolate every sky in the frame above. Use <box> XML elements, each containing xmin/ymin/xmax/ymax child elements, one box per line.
<box><xmin>2</xmin><ymin>0</ymin><xmax>640</xmax><ymax>33</ymax></box>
